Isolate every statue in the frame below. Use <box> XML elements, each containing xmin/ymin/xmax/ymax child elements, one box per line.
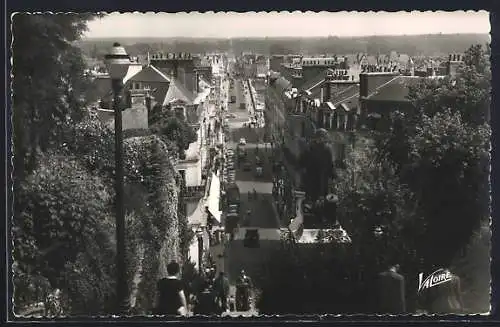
<box><xmin>299</xmin><ymin>128</ymin><xmax>335</xmax><ymax>201</ymax></box>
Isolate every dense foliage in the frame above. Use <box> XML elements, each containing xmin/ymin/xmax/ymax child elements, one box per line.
<box><xmin>12</xmin><ymin>14</ymin><xmax>185</xmax><ymax>316</ymax></box>
<box><xmin>13</xmin><ymin>152</ymin><xmax>117</xmax><ymax>315</ymax></box>
<box><xmin>12</xmin><ymin>13</ymin><xmax>98</xmax><ymax>180</ymax></box>
<box><xmin>149</xmin><ymin>105</ymin><xmax>197</xmax><ymax>159</ymax></box>
<box><xmin>377</xmin><ymin>44</ymin><xmax>491</xmax><ymax>269</ymax></box>
<box><xmin>258</xmin><ymin>44</ymin><xmax>490</xmax><ymax>314</ymax></box>
<box><xmin>298</xmin><ymin>131</ymin><xmax>335</xmax><ymax>201</ymax></box>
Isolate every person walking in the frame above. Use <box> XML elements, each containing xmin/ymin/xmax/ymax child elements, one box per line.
<box><xmin>420</xmin><ymin>269</ymin><xmax>464</xmax><ymax>314</ymax></box>
<box><xmin>214</xmin><ymin>272</ymin><xmax>230</xmax><ymax>312</ymax></box>
<box><xmin>155</xmin><ymin>261</ymin><xmax>188</xmax><ymax>316</ymax></box>
<box><xmin>375</xmin><ymin>264</ymin><xmax>406</xmax><ymax>314</ymax></box>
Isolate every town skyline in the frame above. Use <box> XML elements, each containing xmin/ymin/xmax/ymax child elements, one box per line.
<box><xmin>85</xmin><ymin>11</ymin><xmax>490</xmax><ymax>39</ymax></box>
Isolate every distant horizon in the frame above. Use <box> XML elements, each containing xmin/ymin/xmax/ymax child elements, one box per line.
<box><xmin>85</xmin><ymin>12</ymin><xmax>490</xmax><ymax>38</ymax></box>
<box><xmin>82</xmin><ymin>32</ymin><xmax>490</xmax><ymax>41</ymax></box>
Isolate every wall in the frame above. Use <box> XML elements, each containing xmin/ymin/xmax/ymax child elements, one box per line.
<box><xmin>265</xmin><ymin>86</ymin><xmax>288</xmax><ymax>144</ymax></box>
<box><xmin>122</xmin><ymin>102</ymin><xmax>149</xmax><ymax>130</ymax></box>
<box><xmin>177</xmin><ymin>161</ymin><xmax>202</xmax><ymax>188</ymax></box>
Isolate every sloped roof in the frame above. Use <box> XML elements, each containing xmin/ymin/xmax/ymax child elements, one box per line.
<box><xmin>163</xmin><ymin>78</ymin><xmax>196</xmax><ymax>106</ymax></box>
<box><xmin>366</xmin><ymin>76</ymin><xmax>424</xmax><ymax>102</ymax></box>
<box><xmin>148</xmin><ymin>85</ymin><xmax>170</xmax><ymax>105</ymax></box>
<box><xmin>330</xmin><ymin>84</ymin><xmax>360</xmax><ymax>107</ymax></box>
<box><xmin>128</xmin><ymin>65</ymin><xmax>170</xmax><ymax>83</ymax></box>
<box><xmin>300</xmin><ymin>68</ymin><xmax>329</xmax><ymax>92</ymax></box>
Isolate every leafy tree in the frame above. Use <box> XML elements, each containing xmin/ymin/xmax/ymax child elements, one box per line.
<box><xmin>12</xmin><ymin>13</ymin><xmax>99</xmax><ymax>180</ymax></box>
<box><xmin>149</xmin><ymin>107</ymin><xmax>197</xmax><ymax>159</ymax></box>
<box><xmin>12</xmin><ymin>151</ymin><xmax>117</xmax><ymax>314</ymax></box>
<box><xmin>377</xmin><ymin>44</ymin><xmax>491</xmax><ymax>270</ymax></box>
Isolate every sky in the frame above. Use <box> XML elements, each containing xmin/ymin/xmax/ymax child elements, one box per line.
<box><xmin>85</xmin><ymin>11</ymin><xmax>490</xmax><ymax>39</ymax></box>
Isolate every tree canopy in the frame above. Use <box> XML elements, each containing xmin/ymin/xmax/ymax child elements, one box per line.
<box><xmin>12</xmin><ymin>14</ymin><xmax>185</xmax><ymax>316</ymax></box>
<box><xmin>257</xmin><ymin>44</ymin><xmax>490</xmax><ymax>314</ymax></box>
<box><xmin>149</xmin><ymin>106</ymin><xmax>197</xmax><ymax>159</ymax></box>
<box><xmin>12</xmin><ymin>13</ymin><xmax>99</xmax><ymax>179</ymax></box>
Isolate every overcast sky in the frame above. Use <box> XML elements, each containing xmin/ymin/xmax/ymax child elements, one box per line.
<box><xmin>85</xmin><ymin>11</ymin><xmax>490</xmax><ymax>38</ymax></box>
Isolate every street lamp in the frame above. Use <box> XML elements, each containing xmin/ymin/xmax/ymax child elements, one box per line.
<box><xmin>373</xmin><ymin>225</ymin><xmax>384</xmax><ymax>239</ymax></box>
<box><xmin>373</xmin><ymin>225</ymin><xmax>385</xmax><ymax>268</ymax></box>
<box><xmin>105</xmin><ymin>42</ymin><xmax>131</xmax><ymax>314</ymax></box>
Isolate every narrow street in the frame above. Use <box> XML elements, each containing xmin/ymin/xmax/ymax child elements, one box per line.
<box><xmin>216</xmin><ymin>77</ymin><xmax>282</xmax><ymax>315</ymax></box>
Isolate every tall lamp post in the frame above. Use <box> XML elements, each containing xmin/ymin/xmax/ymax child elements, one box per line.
<box><xmin>105</xmin><ymin>42</ymin><xmax>131</xmax><ymax>314</ymax></box>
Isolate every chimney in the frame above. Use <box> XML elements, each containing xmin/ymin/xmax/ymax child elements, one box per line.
<box><xmin>195</xmin><ymin>72</ymin><xmax>200</xmax><ymax>94</ymax></box>
<box><xmin>360</xmin><ymin>73</ymin><xmax>368</xmax><ymax>97</ymax></box>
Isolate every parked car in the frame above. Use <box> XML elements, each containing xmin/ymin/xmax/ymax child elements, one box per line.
<box><xmin>239</xmin><ymin>138</ymin><xmax>246</xmax><ymax>146</ymax></box>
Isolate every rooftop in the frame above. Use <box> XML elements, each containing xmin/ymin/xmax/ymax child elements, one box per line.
<box><xmin>366</xmin><ymin>76</ymin><xmax>425</xmax><ymax>102</ymax></box>
<box><xmin>163</xmin><ymin>78</ymin><xmax>197</xmax><ymax>106</ymax></box>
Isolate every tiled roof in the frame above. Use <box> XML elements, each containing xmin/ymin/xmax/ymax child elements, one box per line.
<box><xmin>163</xmin><ymin>78</ymin><xmax>196</xmax><ymax>106</ymax></box>
<box><xmin>151</xmin><ymin>84</ymin><xmax>170</xmax><ymax>105</ymax></box>
<box><xmin>330</xmin><ymin>84</ymin><xmax>360</xmax><ymax>108</ymax></box>
<box><xmin>300</xmin><ymin>69</ymin><xmax>329</xmax><ymax>92</ymax></box>
<box><xmin>127</xmin><ymin>65</ymin><xmax>170</xmax><ymax>83</ymax></box>
<box><xmin>366</xmin><ymin>76</ymin><xmax>424</xmax><ymax>102</ymax></box>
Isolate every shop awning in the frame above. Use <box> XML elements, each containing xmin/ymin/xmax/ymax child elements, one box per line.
<box><xmin>187</xmin><ymin>198</ymin><xmax>207</xmax><ymax>227</ymax></box>
<box><xmin>206</xmin><ymin>173</ymin><xmax>222</xmax><ymax>223</ymax></box>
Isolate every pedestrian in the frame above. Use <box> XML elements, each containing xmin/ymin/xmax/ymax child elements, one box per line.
<box><xmin>375</xmin><ymin>264</ymin><xmax>406</xmax><ymax>314</ymax></box>
<box><xmin>214</xmin><ymin>272</ymin><xmax>230</xmax><ymax>312</ymax></box>
<box><xmin>236</xmin><ymin>270</ymin><xmax>252</xmax><ymax>311</ymax></box>
<box><xmin>155</xmin><ymin>261</ymin><xmax>188</xmax><ymax>316</ymax></box>
<box><xmin>420</xmin><ymin>269</ymin><xmax>464</xmax><ymax>314</ymax></box>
